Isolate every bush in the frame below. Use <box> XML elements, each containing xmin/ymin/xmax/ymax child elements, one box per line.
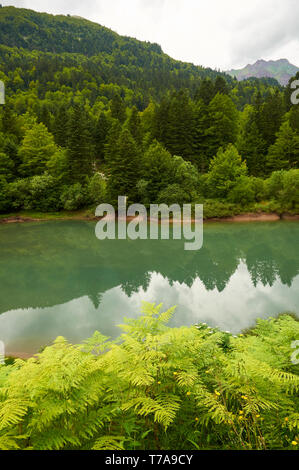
<box><xmin>280</xmin><ymin>169</ymin><xmax>299</xmax><ymax>210</ymax></box>
<box><xmin>265</xmin><ymin>170</ymin><xmax>286</xmax><ymax>199</ymax></box>
<box><xmin>206</xmin><ymin>145</ymin><xmax>248</xmax><ymax>199</ymax></box>
<box><xmin>250</xmin><ymin>177</ymin><xmax>267</xmax><ymax>202</ymax></box>
<box><xmin>29</xmin><ymin>174</ymin><xmax>62</xmax><ymax>212</ymax></box>
<box><xmin>7</xmin><ymin>177</ymin><xmax>32</xmax><ymax>210</ymax></box>
<box><xmin>265</xmin><ymin>169</ymin><xmax>299</xmax><ymax>211</ymax></box>
<box><xmin>60</xmin><ymin>183</ymin><xmax>87</xmax><ymax>211</ymax></box>
<box><xmin>203</xmin><ymin>199</ymin><xmax>242</xmax><ymax>219</ymax></box>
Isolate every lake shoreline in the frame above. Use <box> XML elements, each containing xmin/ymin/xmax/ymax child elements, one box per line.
<box><xmin>1</xmin><ymin>212</ymin><xmax>299</xmax><ymax>224</ymax></box>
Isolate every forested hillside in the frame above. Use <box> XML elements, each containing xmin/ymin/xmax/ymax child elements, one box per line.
<box><xmin>0</xmin><ymin>6</ymin><xmax>298</xmax><ymax>216</ymax></box>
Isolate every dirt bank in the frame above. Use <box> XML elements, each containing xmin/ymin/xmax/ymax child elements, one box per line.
<box><xmin>0</xmin><ymin>212</ymin><xmax>299</xmax><ymax>225</ymax></box>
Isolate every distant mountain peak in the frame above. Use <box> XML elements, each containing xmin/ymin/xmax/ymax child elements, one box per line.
<box><xmin>227</xmin><ymin>58</ymin><xmax>299</xmax><ymax>86</ymax></box>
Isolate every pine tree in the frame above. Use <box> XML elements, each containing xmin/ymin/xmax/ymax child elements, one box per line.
<box><xmin>104</xmin><ymin>119</ymin><xmax>122</xmax><ymax>166</ymax></box>
<box><xmin>53</xmin><ymin>104</ymin><xmax>69</xmax><ymax>148</ymax></box>
<box><xmin>193</xmin><ymin>100</ymin><xmax>211</xmax><ymax>172</ymax></box>
<box><xmin>195</xmin><ymin>78</ymin><xmax>215</xmax><ymax>105</ymax></box>
<box><xmin>267</xmin><ymin>121</ymin><xmax>299</xmax><ymax>171</ymax></box>
<box><xmin>153</xmin><ymin>91</ymin><xmax>195</xmax><ymax>163</ymax></box>
<box><xmin>110</xmin><ymin>93</ymin><xmax>126</xmax><ymax>123</ymax></box>
<box><xmin>125</xmin><ymin>106</ymin><xmax>142</xmax><ymax>145</ymax></box>
<box><xmin>214</xmin><ymin>76</ymin><xmax>229</xmax><ymax>96</ymax></box>
<box><xmin>260</xmin><ymin>90</ymin><xmax>284</xmax><ymax>148</ymax></box>
<box><xmin>67</xmin><ymin>104</ymin><xmax>94</xmax><ymax>183</ymax></box>
<box><xmin>38</xmin><ymin>103</ymin><xmax>52</xmax><ymax>132</ymax></box>
<box><xmin>238</xmin><ymin>114</ymin><xmax>267</xmax><ymax>176</ymax></box>
<box><xmin>93</xmin><ymin>112</ymin><xmax>111</xmax><ymax>166</ymax></box>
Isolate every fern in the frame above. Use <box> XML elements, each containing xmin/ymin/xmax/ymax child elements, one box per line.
<box><xmin>0</xmin><ymin>304</ymin><xmax>298</xmax><ymax>450</ymax></box>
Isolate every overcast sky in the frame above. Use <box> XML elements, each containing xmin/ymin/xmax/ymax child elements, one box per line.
<box><xmin>2</xmin><ymin>0</ymin><xmax>299</xmax><ymax>70</ymax></box>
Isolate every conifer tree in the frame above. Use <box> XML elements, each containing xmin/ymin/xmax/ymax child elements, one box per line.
<box><xmin>18</xmin><ymin>122</ymin><xmax>58</xmax><ymax>176</ymax></box>
<box><xmin>104</xmin><ymin>119</ymin><xmax>122</xmax><ymax>166</ymax></box>
<box><xmin>93</xmin><ymin>112</ymin><xmax>111</xmax><ymax>166</ymax></box>
<box><xmin>193</xmin><ymin>100</ymin><xmax>211</xmax><ymax>171</ymax></box>
<box><xmin>125</xmin><ymin>106</ymin><xmax>142</xmax><ymax>145</ymax></box>
<box><xmin>238</xmin><ymin>112</ymin><xmax>267</xmax><ymax>176</ymax></box>
<box><xmin>195</xmin><ymin>78</ymin><xmax>215</xmax><ymax>105</ymax></box>
<box><xmin>260</xmin><ymin>90</ymin><xmax>284</xmax><ymax>148</ymax></box>
<box><xmin>214</xmin><ymin>76</ymin><xmax>229</xmax><ymax>96</ymax></box>
<box><xmin>110</xmin><ymin>93</ymin><xmax>126</xmax><ymax>123</ymax></box>
<box><xmin>107</xmin><ymin>128</ymin><xmax>141</xmax><ymax>204</ymax></box>
<box><xmin>267</xmin><ymin>121</ymin><xmax>299</xmax><ymax>171</ymax></box>
<box><xmin>152</xmin><ymin>91</ymin><xmax>195</xmax><ymax>163</ymax></box>
<box><xmin>53</xmin><ymin>104</ymin><xmax>69</xmax><ymax>147</ymax></box>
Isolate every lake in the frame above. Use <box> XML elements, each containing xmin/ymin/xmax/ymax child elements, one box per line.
<box><xmin>0</xmin><ymin>220</ymin><xmax>298</xmax><ymax>357</ymax></box>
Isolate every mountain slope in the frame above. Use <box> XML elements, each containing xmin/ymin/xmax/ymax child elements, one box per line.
<box><xmin>0</xmin><ymin>5</ymin><xmax>162</xmax><ymax>56</ymax></box>
<box><xmin>0</xmin><ymin>6</ymin><xmax>236</xmax><ymax>105</ymax></box>
<box><xmin>227</xmin><ymin>59</ymin><xmax>299</xmax><ymax>86</ymax></box>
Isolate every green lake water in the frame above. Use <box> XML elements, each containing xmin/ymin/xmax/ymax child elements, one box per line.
<box><xmin>0</xmin><ymin>220</ymin><xmax>298</xmax><ymax>356</ymax></box>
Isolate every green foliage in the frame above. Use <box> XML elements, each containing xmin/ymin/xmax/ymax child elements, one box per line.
<box><xmin>0</xmin><ymin>152</ymin><xmax>14</xmax><ymax>181</ymax></box>
<box><xmin>201</xmin><ymin>199</ymin><xmax>242</xmax><ymax>219</ymax></box>
<box><xmin>267</xmin><ymin>122</ymin><xmax>299</xmax><ymax>172</ymax></box>
<box><xmin>67</xmin><ymin>104</ymin><xmax>94</xmax><ymax>183</ymax></box>
<box><xmin>0</xmin><ymin>176</ymin><xmax>11</xmax><ymax>212</ymax></box>
<box><xmin>18</xmin><ymin>123</ymin><xmax>58</xmax><ymax>177</ymax></box>
<box><xmin>266</xmin><ymin>169</ymin><xmax>299</xmax><ymax>210</ymax></box>
<box><xmin>106</xmin><ymin>128</ymin><xmax>141</xmax><ymax>204</ymax></box>
<box><xmin>28</xmin><ymin>174</ymin><xmax>61</xmax><ymax>211</ymax></box>
<box><xmin>0</xmin><ymin>303</ymin><xmax>298</xmax><ymax>450</ymax></box>
<box><xmin>87</xmin><ymin>173</ymin><xmax>107</xmax><ymax>205</ymax></box>
<box><xmin>157</xmin><ymin>184</ymin><xmax>188</xmax><ymax>206</ymax></box>
<box><xmin>228</xmin><ymin>176</ymin><xmax>256</xmax><ymax>205</ymax></box>
<box><xmin>206</xmin><ymin>145</ymin><xmax>248</xmax><ymax>199</ymax></box>
<box><xmin>206</xmin><ymin>93</ymin><xmax>239</xmax><ymax>159</ymax></box>
<box><xmin>0</xmin><ymin>6</ymin><xmax>297</xmax><ymax>216</ymax></box>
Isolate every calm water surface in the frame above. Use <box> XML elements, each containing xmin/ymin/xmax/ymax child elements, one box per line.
<box><xmin>0</xmin><ymin>220</ymin><xmax>298</xmax><ymax>356</ymax></box>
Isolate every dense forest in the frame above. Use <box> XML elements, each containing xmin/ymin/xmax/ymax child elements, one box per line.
<box><xmin>0</xmin><ymin>6</ymin><xmax>298</xmax><ymax>216</ymax></box>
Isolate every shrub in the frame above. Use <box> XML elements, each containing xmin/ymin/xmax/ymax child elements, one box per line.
<box><xmin>250</xmin><ymin>177</ymin><xmax>267</xmax><ymax>202</ymax></box>
<box><xmin>280</xmin><ymin>169</ymin><xmax>299</xmax><ymax>210</ymax></box>
<box><xmin>206</xmin><ymin>145</ymin><xmax>248</xmax><ymax>199</ymax></box>
<box><xmin>227</xmin><ymin>176</ymin><xmax>256</xmax><ymax>205</ymax></box>
<box><xmin>265</xmin><ymin>170</ymin><xmax>286</xmax><ymax>200</ymax></box>
<box><xmin>203</xmin><ymin>199</ymin><xmax>242</xmax><ymax>218</ymax></box>
<box><xmin>60</xmin><ymin>183</ymin><xmax>87</xmax><ymax>211</ymax></box>
<box><xmin>7</xmin><ymin>177</ymin><xmax>32</xmax><ymax>210</ymax></box>
<box><xmin>29</xmin><ymin>173</ymin><xmax>62</xmax><ymax>212</ymax></box>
